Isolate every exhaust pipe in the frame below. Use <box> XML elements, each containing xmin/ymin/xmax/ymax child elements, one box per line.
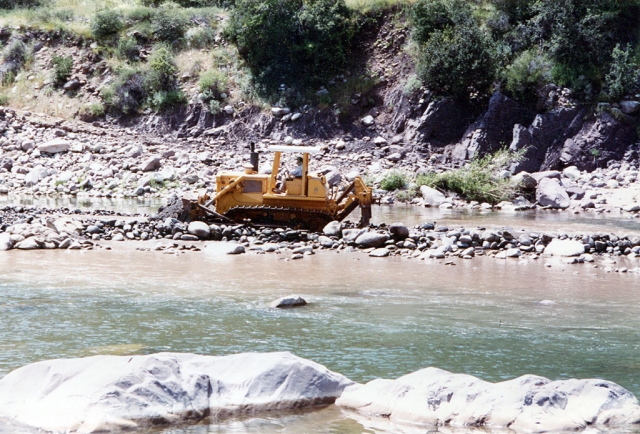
<box><xmin>249</xmin><ymin>142</ymin><xmax>259</xmax><ymax>173</ymax></box>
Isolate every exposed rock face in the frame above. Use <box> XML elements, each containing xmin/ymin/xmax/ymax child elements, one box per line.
<box><xmin>0</xmin><ymin>352</ymin><xmax>353</xmax><ymax>433</ymax></box>
<box><xmin>511</xmin><ymin>109</ymin><xmax>637</xmax><ymax>173</ymax></box>
<box><xmin>452</xmin><ymin>92</ymin><xmax>535</xmax><ymax>161</ymax></box>
<box><xmin>336</xmin><ymin>367</ymin><xmax>640</xmax><ymax>432</ymax></box>
<box><xmin>510</xmin><ymin>108</ymin><xmax>586</xmax><ymax>174</ymax></box>
<box><xmin>406</xmin><ymin>98</ymin><xmax>472</xmax><ymax>148</ymax></box>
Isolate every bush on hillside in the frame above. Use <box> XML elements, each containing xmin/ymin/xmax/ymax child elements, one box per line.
<box><xmin>117</xmin><ymin>38</ymin><xmax>141</xmax><ymax>63</ymax></box>
<box><xmin>51</xmin><ymin>54</ymin><xmax>73</xmax><ymax>86</ymax></box>
<box><xmin>199</xmin><ymin>69</ymin><xmax>227</xmax><ymax>100</ymax></box>
<box><xmin>2</xmin><ymin>39</ymin><xmax>27</xmax><ymax>65</ymax></box>
<box><xmin>228</xmin><ymin>0</ymin><xmax>355</xmax><ymax>95</ymax></box>
<box><xmin>151</xmin><ymin>8</ymin><xmax>189</xmax><ymax>42</ymax></box>
<box><xmin>102</xmin><ymin>70</ymin><xmax>147</xmax><ymax>114</ymax></box>
<box><xmin>410</xmin><ymin>0</ymin><xmax>471</xmax><ymax>44</ymax></box>
<box><xmin>416</xmin><ymin>24</ymin><xmax>496</xmax><ymax>100</ymax></box>
<box><xmin>526</xmin><ymin>0</ymin><xmax>640</xmax><ymax>96</ymax></box>
<box><xmin>91</xmin><ymin>10</ymin><xmax>124</xmax><ymax>40</ymax></box>
<box><xmin>185</xmin><ymin>27</ymin><xmax>216</xmax><ymax>49</ymax></box>
<box><xmin>605</xmin><ymin>44</ymin><xmax>640</xmax><ymax>101</ymax></box>
<box><xmin>503</xmin><ymin>49</ymin><xmax>552</xmax><ymax>102</ymax></box>
<box><xmin>146</xmin><ymin>46</ymin><xmax>179</xmax><ymax>92</ymax></box>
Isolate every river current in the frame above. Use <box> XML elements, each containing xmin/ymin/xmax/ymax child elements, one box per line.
<box><xmin>1</xmin><ymin>199</ymin><xmax>640</xmax><ymax>433</ymax></box>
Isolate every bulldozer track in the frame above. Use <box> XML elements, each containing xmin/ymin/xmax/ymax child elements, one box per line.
<box><xmin>222</xmin><ymin>206</ymin><xmax>334</xmax><ymax>232</ymax></box>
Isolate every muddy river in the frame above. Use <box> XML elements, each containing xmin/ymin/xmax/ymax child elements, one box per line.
<box><xmin>1</xmin><ymin>240</ymin><xmax>640</xmax><ymax>433</ymax></box>
<box><xmin>1</xmin><ymin>194</ymin><xmax>640</xmax><ymax>432</ymax></box>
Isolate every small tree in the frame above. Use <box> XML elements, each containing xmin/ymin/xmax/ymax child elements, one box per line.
<box><xmin>416</xmin><ymin>24</ymin><xmax>496</xmax><ymax>100</ymax></box>
<box><xmin>605</xmin><ymin>44</ymin><xmax>639</xmax><ymax>101</ymax></box>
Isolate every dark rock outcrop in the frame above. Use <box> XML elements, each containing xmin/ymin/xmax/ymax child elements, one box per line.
<box><xmin>451</xmin><ymin>92</ymin><xmax>536</xmax><ymax>161</ymax></box>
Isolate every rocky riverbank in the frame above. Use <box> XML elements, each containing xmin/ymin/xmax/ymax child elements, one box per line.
<box><xmin>2</xmin><ymin>200</ymin><xmax>639</xmax><ymax>275</ymax></box>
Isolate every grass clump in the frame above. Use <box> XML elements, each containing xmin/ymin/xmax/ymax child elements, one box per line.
<box><xmin>51</xmin><ymin>54</ymin><xmax>73</xmax><ymax>86</ymax></box>
<box><xmin>416</xmin><ymin>149</ymin><xmax>522</xmax><ymax>204</ymax></box>
<box><xmin>380</xmin><ymin>170</ymin><xmax>409</xmax><ymax>191</ymax></box>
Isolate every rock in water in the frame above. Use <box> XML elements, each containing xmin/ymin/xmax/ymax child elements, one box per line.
<box><xmin>0</xmin><ymin>352</ymin><xmax>353</xmax><ymax>433</ymax></box>
<box><xmin>389</xmin><ymin>222</ymin><xmax>409</xmax><ymax>240</ymax></box>
<box><xmin>336</xmin><ymin>367</ymin><xmax>640</xmax><ymax>432</ymax></box>
<box><xmin>536</xmin><ymin>178</ymin><xmax>571</xmax><ymax>209</ymax></box>
<box><xmin>355</xmin><ymin>232</ymin><xmax>389</xmax><ymax>248</ymax></box>
<box><xmin>544</xmin><ymin>239</ymin><xmax>586</xmax><ymax>257</ymax></box>
<box><xmin>270</xmin><ymin>295</ymin><xmax>307</xmax><ymax>308</ymax></box>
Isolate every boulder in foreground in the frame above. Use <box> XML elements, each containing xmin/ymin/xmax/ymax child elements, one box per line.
<box><xmin>336</xmin><ymin>367</ymin><xmax>640</xmax><ymax>432</ymax></box>
<box><xmin>0</xmin><ymin>352</ymin><xmax>353</xmax><ymax>433</ymax></box>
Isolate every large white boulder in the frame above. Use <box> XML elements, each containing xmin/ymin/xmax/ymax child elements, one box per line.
<box><xmin>0</xmin><ymin>352</ymin><xmax>353</xmax><ymax>433</ymax></box>
<box><xmin>337</xmin><ymin>367</ymin><xmax>640</xmax><ymax>432</ymax></box>
<box><xmin>38</xmin><ymin>138</ymin><xmax>70</xmax><ymax>154</ymax></box>
<box><xmin>536</xmin><ymin>178</ymin><xmax>571</xmax><ymax>209</ymax></box>
<box><xmin>420</xmin><ymin>185</ymin><xmax>446</xmax><ymax>207</ymax></box>
<box><xmin>0</xmin><ymin>232</ymin><xmax>12</xmax><ymax>251</ymax></box>
<box><xmin>544</xmin><ymin>239</ymin><xmax>586</xmax><ymax>257</ymax></box>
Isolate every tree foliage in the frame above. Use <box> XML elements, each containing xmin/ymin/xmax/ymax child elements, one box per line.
<box><xmin>228</xmin><ymin>0</ymin><xmax>355</xmax><ymax>95</ymax></box>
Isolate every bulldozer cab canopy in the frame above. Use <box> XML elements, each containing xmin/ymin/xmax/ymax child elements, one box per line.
<box><xmin>267</xmin><ymin>145</ymin><xmax>322</xmax><ymax>154</ymax></box>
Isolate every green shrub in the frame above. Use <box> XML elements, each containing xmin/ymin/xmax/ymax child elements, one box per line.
<box><xmin>151</xmin><ymin>90</ymin><xmax>187</xmax><ymax>110</ymax></box>
<box><xmin>209</xmin><ymin>99</ymin><xmax>222</xmax><ymax>113</ymax></box>
<box><xmin>416</xmin><ymin>23</ymin><xmax>496</xmax><ymax>99</ymax></box>
<box><xmin>0</xmin><ymin>94</ymin><xmax>8</xmax><ymax>105</ymax></box>
<box><xmin>503</xmin><ymin>49</ymin><xmax>552</xmax><ymax>102</ymax></box>
<box><xmin>403</xmin><ymin>73</ymin><xmax>421</xmax><ymax>95</ymax></box>
<box><xmin>52</xmin><ymin>54</ymin><xmax>73</xmax><ymax>86</ymax></box>
<box><xmin>91</xmin><ymin>10</ymin><xmax>124</xmax><ymax>40</ymax></box>
<box><xmin>228</xmin><ymin>0</ymin><xmax>355</xmax><ymax>95</ymax></box>
<box><xmin>605</xmin><ymin>44</ymin><xmax>639</xmax><ymax>101</ymax></box>
<box><xmin>416</xmin><ymin>149</ymin><xmax>522</xmax><ymax>204</ymax></box>
<box><xmin>152</xmin><ymin>8</ymin><xmax>189</xmax><ymax>42</ymax></box>
<box><xmin>380</xmin><ymin>170</ymin><xmax>409</xmax><ymax>191</ymax></box>
<box><xmin>103</xmin><ymin>70</ymin><xmax>147</xmax><ymax>114</ymax></box>
<box><xmin>410</xmin><ymin>0</ymin><xmax>471</xmax><ymax>44</ymax></box>
<box><xmin>199</xmin><ymin>69</ymin><xmax>227</xmax><ymax>100</ymax></box>
<box><xmin>117</xmin><ymin>38</ymin><xmax>140</xmax><ymax>62</ymax></box>
<box><xmin>146</xmin><ymin>46</ymin><xmax>179</xmax><ymax>92</ymax></box>
<box><xmin>2</xmin><ymin>39</ymin><xmax>27</xmax><ymax>65</ymax></box>
<box><xmin>185</xmin><ymin>26</ymin><xmax>216</xmax><ymax>49</ymax></box>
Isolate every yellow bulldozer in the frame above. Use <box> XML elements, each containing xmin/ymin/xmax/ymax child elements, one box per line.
<box><xmin>182</xmin><ymin>144</ymin><xmax>373</xmax><ymax>231</ymax></box>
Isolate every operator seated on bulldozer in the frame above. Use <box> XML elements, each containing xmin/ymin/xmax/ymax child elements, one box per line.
<box><xmin>275</xmin><ymin>156</ymin><xmax>304</xmax><ymax>193</ymax></box>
